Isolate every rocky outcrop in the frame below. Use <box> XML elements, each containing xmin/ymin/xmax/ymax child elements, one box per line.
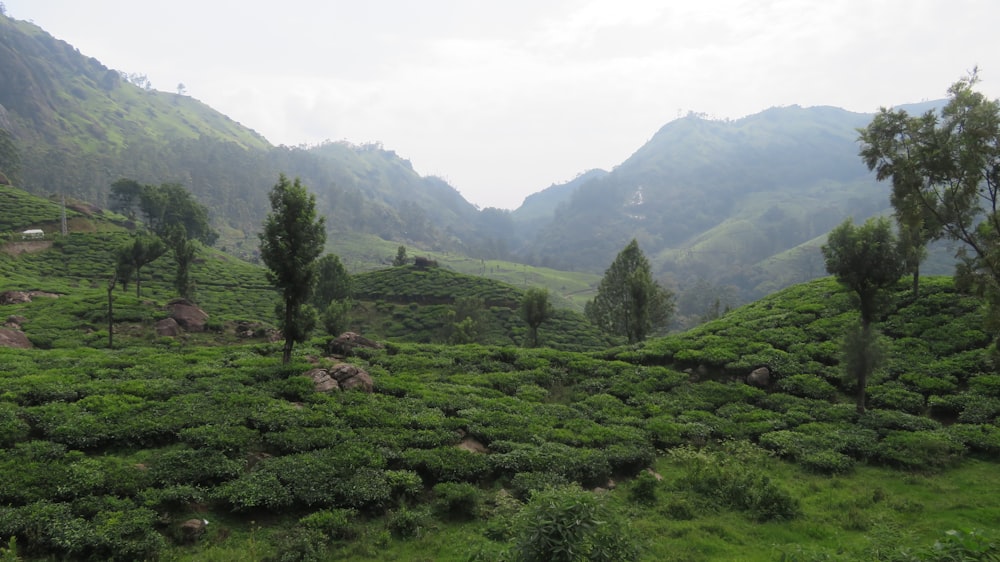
<box><xmin>155</xmin><ymin>318</ymin><xmax>182</xmax><ymax>337</ymax></box>
<box><xmin>166</xmin><ymin>299</ymin><xmax>208</xmax><ymax>332</ymax></box>
<box><xmin>178</xmin><ymin>518</ymin><xmax>208</xmax><ymax>544</ymax></box>
<box><xmin>747</xmin><ymin>366</ymin><xmax>771</xmax><ymax>388</ymax></box>
<box><xmin>326</xmin><ymin>332</ymin><xmax>383</xmax><ymax>356</ymax></box>
<box><xmin>0</xmin><ymin>327</ymin><xmax>31</xmax><ymax>348</ymax></box>
<box><xmin>305</xmin><ymin>363</ymin><xmax>374</xmax><ymax>393</ymax></box>
<box><xmin>0</xmin><ymin>291</ymin><xmax>31</xmax><ymax>305</ymax></box>
<box><xmin>5</xmin><ymin>315</ymin><xmax>26</xmax><ymax>329</ymax></box>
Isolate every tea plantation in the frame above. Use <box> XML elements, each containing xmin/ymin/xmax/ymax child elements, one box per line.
<box><xmin>1</xmin><ymin>191</ymin><xmax>999</xmax><ymax>560</ymax></box>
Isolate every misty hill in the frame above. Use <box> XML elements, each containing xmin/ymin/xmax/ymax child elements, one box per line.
<box><xmin>1</xmin><ymin>11</ymin><xmax>960</xmax><ymax>310</ymax></box>
<box><xmin>512</xmin><ymin>104</ymin><xmax>951</xmax><ymax>303</ymax></box>
<box><xmin>0</xmin><ymin>13</ymin><xmax>503</xmax><ymax>260</ymax></box>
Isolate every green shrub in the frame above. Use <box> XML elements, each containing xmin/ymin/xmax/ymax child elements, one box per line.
<box><xmin>509</xmin><ymin>471</ymin><xmax>570</xmax><ymax>502</ymax></box>
<box><xmin>969</xmin><ymin>374</ymin><xmax>1000</xmax><ymax>397</ymax></box>
<box><xmin>432</xmin><ymin>482</ymin><xmax>482</xmax><ymax>520</ymax></box>
<box><xmin>868</xmin><ymin>383</ymin><xmax>926</xmax><ymax>414</ymax></box>
<box><xmin>629</xmin><ymin>470</ymin><xmax>660</xmax><ymax>505</ymax></box>
<box><xmin>669</xmin><ymin>443</ymin><xmax>799</xmax><ymax>522</ymax></box>
<box><xmin>511</xmin><ymin>485</ymin><xmax>639</xmax><ymax>562</ymax></box>
<box><xmin>386</xmin><ymin>505</ymin><xmax>429</xmax><ymax>539</ymax></box>
<box><xmin>300</xmin><ymin>508</ymin><xmax>357</xmax><ymax>540</ymax></box>
<box><xmin>859</xmin><ymin>409</ymin><xmax>941</xmax><ymax>435</ymax></box>
<box><xmin>776</xmin><ymin>374</ymin><xmax>837</xmax><ymax>400</ymax></box>
<box><xmin>800</xmin><ymin>450</ymin><xmax>855</xmax><ymax>475</ymax></box>
<box><xmin>874</xmin><ymin>430</ymin><xmax>966</xmax><ymax>471</ymax></box>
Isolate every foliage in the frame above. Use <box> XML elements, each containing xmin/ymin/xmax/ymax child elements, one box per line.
<box><xmin>823</xmin><ymin>216</ymin><xmax>905</xmax><ymax>413</ymax></box>
<box><xmin>510</xmin><ymin>485</ymin><xmax>639</xmax><ymax>562</ymax></box>
<box><xmin>860</xmin><ymin>72</ymin><xmax>1000</xmax><ymax>339</ymax></box>
<box><xmin>585</xmin><ymin>239</ymin><xmax>675</xmax><ymax>343</ymax></box>
<box><xmin>259</xmin><ymin>174</ymin><xmax>326</xmax><ymax>363</ymax></box>
<box><xmin>669</xmin><ymin>442</ymin><xmax>799</xmax><ymax>522</ymax></box>
<box><xmin>520</xmin><ymin>286</ymin><xmax>554</xmax><ymax>347</ymax></box>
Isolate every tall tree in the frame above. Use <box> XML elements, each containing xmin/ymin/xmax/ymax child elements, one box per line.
<box><xmin>259</xmin><ymin>174</ymin><xmax>327</xmax><ymax>363</ymax></box>
<box><xmin>165</xmin><ymin>225</ymin><xmax>198</xmax><ymax>300</ymax></box>
<box><xmin>312</xmin><ymin>253</ymin><xmax>353</xmax><ymax>336</ymax></box>
<box><xmin>585</xmin><ymin>239</ymin><xmax>675</xmax><ymax>343</ymax></box>
<box><xmin>312</xmin><ymin>254</ymin><xmax>352</xmax><ymax>307</ymax></box>
<box><xmin>859</xmin><ymin>71</ymin><xmax>1000</xmax><ymax>301</ymax></box>
<box><xmin>117</xmin><ymin>233</ymin><xmax>166</xmax><ymax>298</ymax></box>
<box><xmin>821</xmin><ymin>217</ymin><xmax>905</xmax><ymax>414</ymax></box>
<box><xmin>521</xmin><ymin>287</ymin><xmax>554</xmax><ymax>347</ymax></box>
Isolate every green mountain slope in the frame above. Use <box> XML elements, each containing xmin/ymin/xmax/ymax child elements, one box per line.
<box><xmin>516</xmin><ymin>105</ymin><xmax>950</xmax><ymax>305</ymax></box>
<box><xmin>0</xmin><ymin>13</ymin><xmax>493</xmax><ymax>265</ymax></box>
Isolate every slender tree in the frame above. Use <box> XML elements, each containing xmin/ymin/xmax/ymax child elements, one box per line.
<box><xmin>393</xmin><ymin>245</ymin><xmax>408</xmax><ymax>266</ymax></box>
<box><xmin>165</xmin><ymin>225</ymin><xmax>198</xmax><ymax>300</ymax></box>
<box><xmin>585</xmin><ymin>239</ymin><xmax>675</xmax><ymax>343</ymax></box>
<box><xmin>859</xmin><ymin>71</ymin><xmax>1000</xmax><ymax>300</ymax></box>
<box><xmin>259</xmin><ymin>175</ymin><xmax>326</xmax><ymax>363</ymax></box>
<box><xmin>312</xmin><ymin>253</ymin><xmax>353</xmax><ymax>336</ymax></box>
<box><xmin>822</xmin><ymin>217</ymin><xmax>906</xmax><ymax>413</ymax></box>
<box><xmin>520</xmin><ymin>287</ymin><xmax>554</xmax><ymax>347</ymax></box>
<box><xmin>117</xmin><ymin>233</ymin><xmax>166</xmax><ymax>298</ymax></box>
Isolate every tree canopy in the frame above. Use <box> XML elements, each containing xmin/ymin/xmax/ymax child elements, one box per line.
<box><xmin>859</xmin><ymin>71</ymin><xmax>1000</xmax><ymax>301</ymax></box>
<box><xmin>585</xmin><ymin>239</ymin><xmax>675</xmax><ymax>343</ymax></box>
<box><xmin>520</xmin><ymin>287</ymin><xmax>554</xmax><ymax>347</ymax></box>
<box><xmin>259</xmin><ymin>174</ymin><xmax>327</xmax><ymax>363</ymax></box>
<box><xmin>821</xmin><ymin>216</ymin><xmax>905</xmax><ymax>413</ymax></box>
<box><xmin>109</xmin><ymin>179</ymin><xmax>218</xmax><ymax>245</ymax></box>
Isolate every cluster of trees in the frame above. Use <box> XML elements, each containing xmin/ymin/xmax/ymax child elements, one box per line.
<box><xmin>824</xmin><ymin>71</ymin><xmax>1000</xmax><ymax>414</ymax></box>
<box><xmin>108</xmin><ymin>179</ymin><xmax>217</xmax><ymax>301</ymax></box>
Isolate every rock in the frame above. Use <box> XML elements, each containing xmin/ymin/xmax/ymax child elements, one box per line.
<box><xmin>0</xmin><ymin>327</ymin><xmax>31</xmax><ymax>349</ymax></box>
<box><xmin>456</xmin><ymin>435</ymin><xmax>488</xmax><ymax>454</ymax></box>
<box><xmin>167</xmin><ymin>299</ymin><xmax>208</xmax><ymax>332</ymax></box>
<box><xmin>747</xmin><ymin>366</ymin><xmax>771</xmax><ymax>388</ymax></box>
<box><xmin>306</xmin><ymin>368</ymin><xmax>339</xmax><ymax>393</ymax></box>
<box><xmin>0</xmin><ymin>291</ymin><xmax>30</xmax><ymax>305</ymax></box>
<box><xmin>178</xmin><ymin>518</ymin><xmax>208</xmax><ymax>544</ymax></box>
<box><xmin>5</xmin><ymin>315</ymin><xmax>26</xmax><ymax>328</ymax></box>
<box><xmin>326</xmin><ymin>331</ymin><xmax>383</xmax><ymax>356</ymax></box>
<box><xmin>155</xmin><ymin>318</ymin><xmax>181</xmax><ymax>337</ymax></box>
<box><xmin>329</xmin><ymin>363</ymin><xmax>374</xmax><ymax>393</ymax></box>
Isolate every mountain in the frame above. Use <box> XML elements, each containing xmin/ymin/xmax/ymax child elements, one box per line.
<box><xmin>0</xmin><ymin>11</ymin><xmax>960</xmax><ymax>309</ymax></box>
<box><xmin>0</xmin><ymin>13</ymin><xmax>493</xmax><ymax>261</ymax></box>
<box><xmin>512</xmin><ymin>104</ymin><xmax>950</xmax><ymax>302</ymax></box>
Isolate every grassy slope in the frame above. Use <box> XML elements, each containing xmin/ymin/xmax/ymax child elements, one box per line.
<box><xmin>1</xmin><ymin>206</ymin><xmax>999</xmax><ymax>559</ymax></box>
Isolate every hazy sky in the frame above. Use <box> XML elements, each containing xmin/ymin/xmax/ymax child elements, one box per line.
<box><xmin>5</xmin><ymin>1</ymin><xmax>999</xmax><ymax>210</ymax></box>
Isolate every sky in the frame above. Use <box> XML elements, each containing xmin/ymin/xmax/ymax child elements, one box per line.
<box><xmin>4</xmin><ymin>1</ymin><xmax>1000</xmax><ymax>210</ymax></box>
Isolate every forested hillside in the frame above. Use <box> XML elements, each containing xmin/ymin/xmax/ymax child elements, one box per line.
<box><xmin>0</xmin><ymin>10</ymin><xmax>960</xmax><ymax>307</ymax></box>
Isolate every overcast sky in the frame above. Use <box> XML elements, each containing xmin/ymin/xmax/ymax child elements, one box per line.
<box><xmin>5</xmin><ymin>1</ymin><xmax>999</xmax><ymax>210</ymax></box>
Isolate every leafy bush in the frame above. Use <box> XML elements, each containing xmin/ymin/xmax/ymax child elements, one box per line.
<box><xmin>299</xmin><ymin>508</ymin><xmax>357</xmax><ymax>540</ymax></box>
<box><xmin>510</xmin><ymin>485</ymin><xmax>639</xmax><ymax>562</ymax></box>
<box><xmin>874</xmin><ymin>430</ymin><xmax>966</xmax><ymax>471</ymax></box>
<box><xmin>509</xmin><ymin>471</ymin><xmax>570</xmax><ymax>502</ymax></box>
<box><xmin>868</xmin><ymin>383</ymin><xmax>927</xmax><ymax>414</ymax></box>
<box><xmin>385</xmin><ymin>505</ymin><xmax>430</xmax><ymax>539</ymax></box>
<box><xmin>669</xmin><ymin>443</ymin><xmax>799</xmax><ymax>522</ymax></box>
<box><xmin>629</xmin><ymin>470</ymin><xmax>660</xmax><ymax>505</ymax></box>
<box><xmin>432</xmin><ymin>482</ymin><xmax>482</xmax><ymax>520</ymax></box>
<box><xmin>799</xmin><ymin>450</ymin><xmax>855</xmax><ymax>475</ymax></box>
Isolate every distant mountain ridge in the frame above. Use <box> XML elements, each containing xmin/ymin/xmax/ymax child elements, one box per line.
<box><xmin>512</xmin><ymin>102</ymin><xmax>949</xmax><ymax>302</ymax></box>
<box><xmin>0</xmin><ymin>11</ymin><xmax>953</xmax><ymax>306</ymax></box>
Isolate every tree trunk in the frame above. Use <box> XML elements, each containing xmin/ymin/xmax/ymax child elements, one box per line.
<box><xmin>856</xmin><ymin>320</ymin><xmax>872</xmax><ymax>415</ymax></box>
<box><xmin>912</xmin><ymin>263</ymin><xmax>920</xmax><ymax>298</ymax></box>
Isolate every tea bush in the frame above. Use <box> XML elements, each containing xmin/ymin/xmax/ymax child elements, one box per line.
<box><xmin>510</xmin><ymin>485</ymin><xmax>639</xmax><ymax>562</ymax></box>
